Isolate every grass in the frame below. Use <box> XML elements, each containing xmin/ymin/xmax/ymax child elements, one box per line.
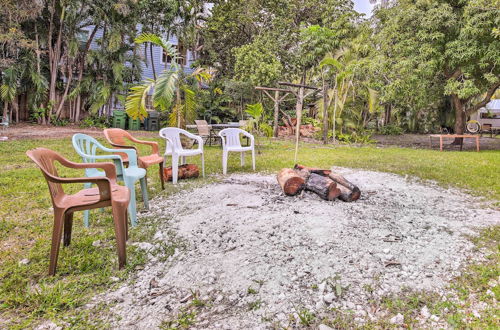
<box><xmin>0</xmin><ymin>135</ymin><xmax>499</xmax><ymax>328</ymax></box>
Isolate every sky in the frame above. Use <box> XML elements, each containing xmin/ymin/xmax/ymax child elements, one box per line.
<box><xmin>353</xmin><ymin>0</ymin><xmax>376</xmax><ymax>17</ymax></box>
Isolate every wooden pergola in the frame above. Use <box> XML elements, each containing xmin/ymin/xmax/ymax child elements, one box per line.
<box><xmin>278</xmin><ymin>82</ymin><xmax>319</xmax><ymax>162</ymax></box>
<box><xmin>254</xmin><ymin>86</ymin><xmax>292</xmax><ymax>137</ymax></box>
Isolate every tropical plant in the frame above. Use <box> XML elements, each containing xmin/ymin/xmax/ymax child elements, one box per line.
<box><xmin>245</xmin><ymin>103</ymin><xmax>273</xmax><ymax>138</ymax></box>
<box><xmin>126</xmin><ymin>33</ymin><xmax>213</xmax><ymax>127</ymax></box>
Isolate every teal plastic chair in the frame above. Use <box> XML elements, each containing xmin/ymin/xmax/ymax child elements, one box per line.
<box><xmin>72</xmin><ymin>133</ymin><xmax>148</xmax><ymax>227</ymax></box>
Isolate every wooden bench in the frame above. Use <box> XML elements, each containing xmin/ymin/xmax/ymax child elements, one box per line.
<box><xmin>429</xmin><ymin>134</ymin><xmax>480</xmax><ymax>152</ymax></box>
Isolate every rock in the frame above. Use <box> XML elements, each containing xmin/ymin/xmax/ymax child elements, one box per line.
<box><xmin>390</xmin><ymin>313</ymin><xmax>404</xmax><ymax>325</ymax></box>
<box><xmin>420</xmin><ymin>306</ymin><xmax>430</xmax><ymax>319</ymax></box>
<box><xmin>92</xmin><ymin>240</ymin><xmax>101</xmax><ymax>247</ymax></box>
<box><xmin>19</xmin><ymin>258</ymin><xmax>30</xmax><ymax>265</ymax></box>
<box><xmin>318</xmin><ymin>324</ymin><xmax>334</xmax><ymax>330</ymax></box>
<box><xmin>318</xmin><ymin>281</ymin><xmax>327</xmax><ymax>294</ymax></box>
<box><xmin>429</xmin><ymin>315</ymin><xmax>439</xmax><ymax>322</ymax></box>
<box><xmin>110</xmin><ymin>276</ymin><xmax>120</xmax><ymax>282</ymax></box>
<box><xmin>323</xmin><ymin>293</ymin><xmax>336</xmax><ymax>304</ymax></box>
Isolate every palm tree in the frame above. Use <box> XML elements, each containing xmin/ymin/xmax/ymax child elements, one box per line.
<box><xmin>126</xmin><ymin>33</ymin><xmax>212</xmax><ymax>127</ymax></box>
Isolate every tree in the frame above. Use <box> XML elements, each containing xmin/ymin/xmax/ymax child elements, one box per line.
<box><xmin>233</xmin><ymin>34</ymin><xmax>283</xmax><ymax>86</ymax></box>
<box><xmin>374</xmin><ymin>0</ymin><xmax>500</xmax><ymax>135</ymax></box>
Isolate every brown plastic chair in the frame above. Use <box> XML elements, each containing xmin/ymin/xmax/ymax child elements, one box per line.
<box><xmin>103</xmin><ymin>128</ymin><xmax>165</xmax><ymax>190</ymax></box>
<box><xmin>26</xmin><ymin>148</ymin><xmax>130</xmax><ymax>275</ymax></box>
<box><xmin>195</xmin><ymin>120</ymin><xmax>220</xmax><ymax>146</ymax></box>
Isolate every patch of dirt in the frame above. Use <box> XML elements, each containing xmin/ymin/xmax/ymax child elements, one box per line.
<box><xmin>373</xmin><ymin>134</ymin><xmax>500</xmax><ymax>151</ymax></box>
<box><xmin>92</xmin><ymin>170</ymin><xmax>500</xmax><ymax>329</ymax></box>
<box><xmin>0</xmin><ymin>123</ymin><xmax>158</xmax><ymax>141</ymax></box>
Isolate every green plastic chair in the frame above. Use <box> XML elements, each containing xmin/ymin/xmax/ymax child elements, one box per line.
<box><xmin>72</xmin><ymin>133</ymin><xmax>148</xmax><ymax>227</ymax></box>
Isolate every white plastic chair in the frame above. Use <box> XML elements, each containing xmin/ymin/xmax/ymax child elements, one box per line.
<box><xmin>159</xmin><ymin>127</ymin><xmax>205</xmax><ymax>184</ymax></box>
<box><xmin>219</xmin><ymin>128</ymin><xmax>255</xmax><ymax>175</ymax></box>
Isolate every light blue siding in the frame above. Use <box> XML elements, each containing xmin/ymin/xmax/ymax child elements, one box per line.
<box><xmin>84</xmin><ymin>26</ymin><xmax>195</xmax><ymax>82</ymax></box>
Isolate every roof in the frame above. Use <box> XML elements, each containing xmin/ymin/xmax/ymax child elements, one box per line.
<box><xmin>485</xmin><ymin>99</ymin><xmax>500</xmax><ymax>111</ymax></box>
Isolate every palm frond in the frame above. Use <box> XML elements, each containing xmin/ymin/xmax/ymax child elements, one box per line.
<box><xmin>153</xmin><ymin>69</ymin><xmax>178</xmax><ymax>111</ymax></box>
<box><xmin>125</xmin><ymin>79</ymin><xmax>155</xmax><ymax>120</ymax></box>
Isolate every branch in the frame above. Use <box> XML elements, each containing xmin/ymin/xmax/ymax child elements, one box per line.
<box><xmin>467</xmin><ymin>82</ymin><xmax>500</xmax><ymax>115</ymax></box>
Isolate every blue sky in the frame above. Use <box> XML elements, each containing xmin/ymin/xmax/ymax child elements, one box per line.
<box><xmin>354</xmin><ymin>0</ymin><xmax>375</xmax><ymax>17</ymax></box>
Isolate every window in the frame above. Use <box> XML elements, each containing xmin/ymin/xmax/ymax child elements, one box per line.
<box><xmin>161</xmin><ymin>43</ymin><xmax>187</xmax><ymax>66</ymax></box>
<box><xmin>76</xmin><ymin>30</ymin><xmax>90</xmax><ymax>44</ymax></box>
<box><xmin>161</xmin><ymin>50</ymin><xmax>173</xmax><ymax>64</ymax></box>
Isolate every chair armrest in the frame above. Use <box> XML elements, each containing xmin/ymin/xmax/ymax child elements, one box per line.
<box><xmin>43</xmin><ymin>173</ymin><xmax>114</xmax><ymax>201</ymax></box>
<box><xmin>127</xmin><ymin>136</ymin><xmax>159</xmax><ymax>154</ymax></box>
<box><xmin>96</xmin><ymin>147</ymin><xmax>139</xmax><ymax>167</ymax></box>
<box><xmin>57</xmin><ymin>159</ymin><xmax>118</xmax><ymax>184</ymax></box>
<box><xmin>181</xmin><ymin>130</ymin><xmax>203</xmax><ymax>141</ymax></box>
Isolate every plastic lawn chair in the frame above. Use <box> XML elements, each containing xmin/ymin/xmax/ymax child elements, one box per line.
<box><xmin>159</xmin><ymin>127</ymin><xmax>205</xmax><ymax>184</ymax></box>
<box><xmin>219</xmin><ymin>128</ymin><xmax>255</xmax><ymax>175</ymax></box>
<box><xmin>26</xmin><ymin>148</ymin><xmax>129</xmax><ymax>275</ymax></box>
<box><xmin>103</xmin><ymin>128</ymin><xmax>165</xmax><ymax>190</ymax></box>
<box><xmin>72</xmin><ymin>133</ymin><xmax>148</xmax><ymax>227</ymax></box>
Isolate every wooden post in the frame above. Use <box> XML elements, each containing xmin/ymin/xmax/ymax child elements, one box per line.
<box><xmin>255</xmin><ymin>86</ymin><xmax>291</xmax><ymax>138</ymax></box>
<box><xmin>273</xmin><ymin>90</ymin><xmax>280</xmax><ymax>137</ymax></box>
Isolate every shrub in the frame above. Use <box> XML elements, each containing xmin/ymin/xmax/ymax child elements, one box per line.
<box><xmin>379</xmin><ymin>124</ymin><xmax>404</xmax><ymax>135</ymax></box>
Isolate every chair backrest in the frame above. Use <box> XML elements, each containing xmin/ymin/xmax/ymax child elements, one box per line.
<box><xmin>72</xmin><ymin>133</ymin><xmax>101</xmax><ymax>164</ymax></box>
<box><xmin>239</xmin><ymin>120</ymin><xmax>249</xmax><ymax>130</ymax></box>
<box><xmin>103</xmin><ymin>128</ymin><xmax>131</xmax><ymax>146</ymax></box>
<box><xmin>195</xmin><ymin>120</ymin><xmax>210</xmax><ymax>136</ymax></box>
<box><xmin>219</xmin><ymin>128</ymin><xmax>246</xmax><ymax>148</ymax></box>
<box><xmin>159</xmin><ymin>127</ymin><xmax>187</xmax><ymax>153</ymax></box>
<box><xmin>26</xmin><ymin>148</ymin><xmax>65</xmax><ymax>202</ymax></box>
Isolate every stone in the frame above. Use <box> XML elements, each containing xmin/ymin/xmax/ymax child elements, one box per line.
<box><xmin>318</xmin><ymin>324</ymin><xmax>334</xmax><ymax>330</ymax></box>
<box><xmin>18</xmin><ymin>258</ymin><xmax>30</xmax><ymax>265</ymax></box>
<box><xmin>323</xmin><ymin>293</ymin><xmax>336</xmax><ymax>304</ymax></box>
<box><xmin>420</xmin><ymin>306</ymin><xmax>430</xmax><ymax>319</ymax></box>
<box><xmin>390</xmin><ymin>313</ymin><xmax>404</xmax><ymax>325</ymax></box>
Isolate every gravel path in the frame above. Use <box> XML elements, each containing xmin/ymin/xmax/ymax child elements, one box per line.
<box><xmin>95</xmin><ymin>169</ymin><xmax>500</xmax><ymax>329</ymax></box>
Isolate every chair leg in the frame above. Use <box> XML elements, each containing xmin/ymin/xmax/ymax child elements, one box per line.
<box><xmin>159</xmin><ymin>162</ymin><xmax>165</xmax><ymax>190</ymax></box>
<box><xmin>172</xmin><ymin>154</ymin><xmax>179</xmax><ymax>184</ymax></box>
<box><xmin>125</xmin><ymin>179</ymin><xmax>138</xmax><ymax>227</ymax></box>
<box><xmin>240</xmin><ymin>152</ymin><xmax>245</xmax><ymax>166</ymax></box>
<box><xmin>83</xmin><ymin>182</ymin><xmax>92</xmax><ymax>227</ymax></box>
<box><xmin>49</xmin><ymin>209</ymin><xmax>65</xmax><ymax>275</ymax></box>
<box><xmin>201</xmin><ymin>153</ymin><xmax>205</xmax><ymax>178</ymax></box>
<box><xmin>222</xmin><ymin>150</ymin><xmax>228</xmax><ymax>175</ymax></box>
<box><xmin>140</xmin><ymin>177</ymin><xmax>149</xmax><ymax>210</ymax></box>
<box><xmin>111</xmin><ymin>202</ymin><xmax>127</xmax><ymax>270</ymax></box>
<box><xmin>63</xmin><ymin>212</ymin><xmax>74</xmax><ymax>247</ymax></box>
<box><xmin>252</xmin><ymin>148</ymin><xmax>256</xmax><ymax>171</ymax></box>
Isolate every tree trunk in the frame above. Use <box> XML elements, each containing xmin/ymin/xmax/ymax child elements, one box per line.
<box><xmin>277</xmin><ymin>168</ymin><xmax>305</xmax><ymax>196</ymax></box>
<box><xmin>150</xmin><ymin>43</ymin><xmax>157</xmax><ymax>80</ymax></box>
<box><xmin>384</xmin><ymin>104</ymin><xmax>391</xmax><ymax>125</ymax></box>
<box><xmin>451</xmin><ymin>94</ymin><xmax>466</xmax><ymax>144</ymax></box>
<box><xmin>12</xmin><ymin>98</ymin><xmax>19</xmax><ymax>123</ymax></box>
<box><xmin>322</xmin><ymin>77</ymin><xmax>329</xmax><ymax>144</ymax></box>
<box><xmin>273</xmin><ymin>90</ymin><xmax>279</xmax><ymax>138</ymax></box>
<box><xmin>305</xmin><ymin>173</ymin><xmax>340</xmax><ymax>201</ymax></box>
<box><xmin>2</xmin><ymin>102</ymin><xmax>8</xmax><ymax>121</ymax></box>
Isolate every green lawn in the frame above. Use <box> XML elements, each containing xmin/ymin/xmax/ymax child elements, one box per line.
<box><xmin>0</xmin><ymin>136</ymin><xmax>499</xmax><ymax>329</ymax></box>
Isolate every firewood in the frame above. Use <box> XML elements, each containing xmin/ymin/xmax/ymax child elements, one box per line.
<box><xmin>305</xmin><ymin>173</ymin><xmax>341</xmax><ymax>201</ymax></box>
<box><xmin>277</xmin><ymin>168</ymin><xmax>305</xmax><ymax>196</ymax></box>
<box><xmin>294</xmin><ymin>164</ymin><xmax>361</xmax><ymax>202</ymax></box>
<box><xmin>163</xmin><ymin>164</ymin><xmax>199</xmax><ymax>181</ymax></box>
<box><xmin>327</xmin><ymin>171</ymin><xmax>361</xmax><ymax>202</ymax></box>
<box><xmin>294</xmin><ymin>164</ymin><xmax>330</xmax><ymax>177</ymax></box>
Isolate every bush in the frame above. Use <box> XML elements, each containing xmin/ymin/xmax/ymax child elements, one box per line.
<box><xmin>379</xmin><ymin>124</ymin><xmax>404</xmax><ymax>135</ymax></box>
<box><xmin>79</xmin><ymin>115</ymin><xmax>110</xmax><ymax>129</ymax></box>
